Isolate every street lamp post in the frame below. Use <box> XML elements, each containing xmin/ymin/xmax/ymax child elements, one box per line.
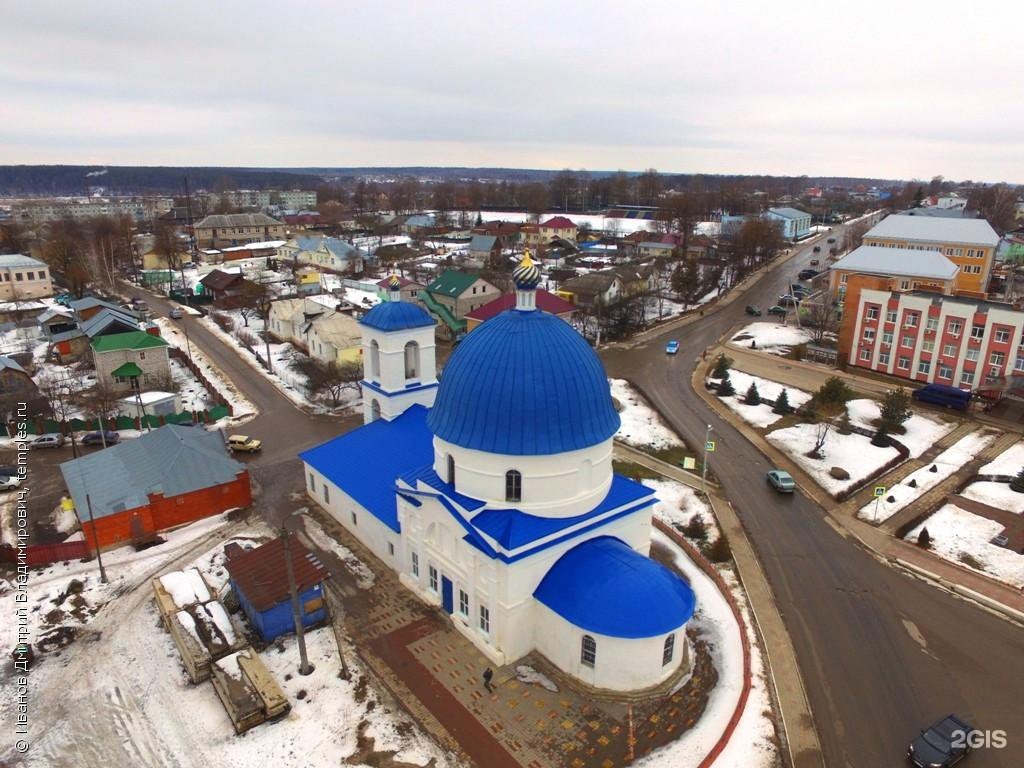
<box><xmin>281</xmin><ymin>517</ymin><xmax>313</xmax><ymax>676</ymax></box>
<box><xmin>258</xmin><ymin>296</ymin><xmax>274</xmax><ymax>375</ymax></box>
<box><xmin>701</xmin><ymin>424</ymin><xmax>713</xmax><ymax>495</ymax></box>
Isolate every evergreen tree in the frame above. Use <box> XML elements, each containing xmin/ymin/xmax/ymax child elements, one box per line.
<box><xmin>745</xmin><ymin>382</ymin><xmax>760</xmax><ymax>405</ymax></box>
<box><xmin>871</xmin><ymin>424</ymin><xmax>890</xmax><ymax>447</ymax></box>
<box><xmin>917</xmin><ymin>527</ymin><xmax>931</xmax><ymax>548</ymax></box>
<box><xmin>712</xmin><ymin>353</ymin><xmax>732</xmax><ymax>379</ymax></box>
<box><xmin>1011</xmin><ymin>467</ymin><xmax>1024</xmax><ymax>493</ymax></box>
<box><xmin>717</xmin><ymin>373</ymin><xmax>735</xmax><ymax>397</ymax></box>
<box><xmin>837</xmin><ymin>411</ymin><xmax>853</xmax><ymax>435</ymax></box>
<box><xmin>772</xmin><ymin>388</ymin><xmax>792</xmax><ymax>415</ymax></box>
<box><xmin>879</xmin><ymin>388</ymin><xmax>912</xmax><ymax>431</ymax></box>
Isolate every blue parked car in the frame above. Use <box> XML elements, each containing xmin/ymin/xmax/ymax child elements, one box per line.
<box><xmin>665</xmin><ymin>340</ymin><xmax>680</xmax><ymax>355</ymax></box>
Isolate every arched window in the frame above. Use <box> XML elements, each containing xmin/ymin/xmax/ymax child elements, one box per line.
<box><xmin>662</xmin><ymin>633</ymin><xmax>675</xmax><ymax>666</ymax></box>
<box><xmin>447</xmin><ymin>454</ymin><xmax>456</xmax><ymax>485</ymax></box>
<box><xmin>581</xmin><ymin>635</ymin><xmax>596</xmax><ymax>668</ymax></box>
<box><xmin>505</xmin><ymin>470</ymin><xmax>522</xmax><ymax>502</ymax></box>
<box><xmin>370</xmin><ymin>400</ymin><xmax>381</xmax><ymax>422</ymax></box>
<box><xmin>369</xmin><ymin>339</ymin><xmax>380</xmax><ymax>380</ymax></box>
<box><xmin>404</xmin><ymin>340</ymin><xmax>420</xmax><ymax>379</ymax></box>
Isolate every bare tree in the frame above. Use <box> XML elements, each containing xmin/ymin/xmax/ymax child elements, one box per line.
<box><xmin>42</xmin><ymin>219</ymin><xmax>93</xmax><ymax>297</ymax></box>
<box><xmin>153</xmin><ymin>222</ymin><xmax>187</xmax><ymax>289</ymax></box>
<box><xmin>79</xmin><ymin>381</ymin><xmax>123</xmax><ymax>433</ymax></box>
<box><xmin>294</xmin><ymin>358</ymin><xmax>363</xmax><ymax>407</ymax></box>
<box><xmin>803</xmin><ymin>297</ymin><xmax>839</xmax><ymax>344</ymax></box>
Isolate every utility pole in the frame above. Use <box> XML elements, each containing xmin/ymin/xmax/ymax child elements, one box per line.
<box><xmin>701</xmin><ymin>424</ymin><xmax>713</xmax><ymax>495</ymax></box>
<box><xmin>85</xmin><ymin>494</ymin><xmax>108</xmax><ymax>583</ymax></box>
<box><xmin>281</xmin><ymin>523</ymin><xmax>312</xmax><ymax>675</ymax></box>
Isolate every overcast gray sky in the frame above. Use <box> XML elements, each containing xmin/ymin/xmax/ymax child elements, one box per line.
<box><xmin>2</xmin><ymin>0</ymin><xmax>1021</xmax><ymax>181</ymax></box>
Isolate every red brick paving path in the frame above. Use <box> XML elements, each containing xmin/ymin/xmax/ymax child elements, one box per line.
<box><xmin>371</xmin><ymin>617</ymin><xmax>522</xmax><ymax>768</ymax></box>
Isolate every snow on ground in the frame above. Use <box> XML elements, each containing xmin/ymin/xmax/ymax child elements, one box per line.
<box><xmin>961</xmin><ymin>481</ymin><xmax>1024</xmax><ymax>515</ymax></box>
<box><xmin>642</xmin><ymin>530</ymin><xmax>778</xmax><ymax>768</ymax></box>
<box><xmin>979</xmin><ymin>440</ymin><xmax>1024</xmax><ymax>476</ymax></box>
<box><xmin>299</xmin><ymin>515</ymin><xmax>375</xmax><ymax>589</ymax></box>
<box><xmin>169</xmin><ymin>358</ymin><xmax>215</xmax><ymax>412</ymax></box>
<box><xmin>471</xmin><ymin>209</ymin><xmax>658</xmax><ymax>235</ymax></box>
<box><xmin>767</xmin><ymin>423</ymin><xmax>899</xmax><ymax>495</ymax></box>
<box><xmin>709</xmin><ymin>370</ymin><xmax>812</xmax><ymax>429</ymax></box>
<box><xmin>643</xmin><ymin>478</ymin><xmax>719</xmax><ymax>544</ymax></box>
<box><xmin>154</xmin><ymin>318</ymin><xmax>257</xmax><ymax>419</ymax></box>
<box><xmin>730</xmin><ymin>321</ymin><xmax>812</xmax><ymax>351</ymax></box>
<box><xmin>858</xmin><ymin>431</ymin><xmax>996</xmax><ymax>523</ymax></box>
<box><xmin>610</xmin><ymin>379</ymin><xmax>683</xmax><ymax>450</ymax></box>
<box><xmin>515</xmin><ymin>665</ymin><xmax>559</xmax><ymax>692</ymax></box>
<box><xmin>846</xmin><ymin>399</ymin><xmax>954</xmax><ymax>458</ymax></box>
<box><xmin>907</xmin><ymin>503</ymin><xmax>1024</xmax><ymax>588</ymax></box>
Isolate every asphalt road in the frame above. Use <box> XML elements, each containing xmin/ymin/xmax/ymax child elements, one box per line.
<box><xmin>603</xmin><ymin>227</ymin><xmax>1024</xmax><ymax>767</ymax></box>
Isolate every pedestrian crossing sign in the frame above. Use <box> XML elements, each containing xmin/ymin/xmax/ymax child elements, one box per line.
<box><xmin>705</xmin><ymin>441</ymin><xmax>716</xmax><ymax>452</ymax></box>
<box><xmin>873</xmin><ymin>486</ymin><xmax>886</xmax><ymax>497</ymax></box>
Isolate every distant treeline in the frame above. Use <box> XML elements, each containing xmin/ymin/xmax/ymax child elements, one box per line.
<box><xmin>0</xmin><ymin>165</ymin><xmax>325</xmax><ymax>196</ymax></box>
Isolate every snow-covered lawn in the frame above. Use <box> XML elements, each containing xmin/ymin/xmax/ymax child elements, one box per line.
<box><xmin>169</xmin><ymin>358</ymin><xmax>216</xmax><ymax>412</ymax></box>
<box><xmin>857</xmin><ymin>431</ymin><xmax>996</xmax><ymax>523</ymax></box>
<box><xmin>907</xmin><ymin>504</ymin><xmax>1024</xmax><ymax>588</ymax></box>
<box><xmin>846</xmin><ymin>398</ymin><xmax>954</xmax><ymax>458</ymax></box>
<box><xmin>709</xmin><ymin>370</ymin><xmax>811</xmax><ymax>429</ymax></box>
<box><xmin>979</xmin><ymin>440</ymin><xmax>1024</xmax><ymax>476</ymax></box>
<box><xmin>610</xmin><ymin>379</ymin><xmax>683</xmax><ymax>451</ymax></box>
<box><xmin>730</xmin><ymin>321</ymin><xmax>812</xmax><ymax>353</ymax></box>
<box><xmin>644</xmin><ymin>530</ymin><xmax>778</xmax><ymax>768</ymax></box>
<box><xmin>961</xmin><ymin>482</ymin><xmax>1024</xmax><ymax>515</ymax></box>
<box><xmin>767</xmin><ymin>423</ymin><xmax>899</xmax><ymax>495</ymax></box>
<box><xmin>643</xmin><ymin>478</ymin><xmax>719</xmax><ymax>544</ymax></box>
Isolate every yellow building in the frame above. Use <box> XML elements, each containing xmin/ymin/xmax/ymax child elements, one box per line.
<box><xmin>861</xmin><ymin>215</ymin><xmax>999</xmax><ymax>297</ymax></box>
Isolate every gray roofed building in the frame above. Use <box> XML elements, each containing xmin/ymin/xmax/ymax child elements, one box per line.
<box><xmin>69</xmin><ymin>296</ymin><xmax>134</xmax><ymax>316</ymax></box>
<box><xmin>60</xmin><ymin>425</ymin><xmax>247</xmax><ymax>521</ymax></box>
<box><xmin>79</xmin><ymin>307</ymin><xmax>142</xmax><ymax>338</ymax></box>
<box><xmin>865</xmin><ymin>214</ymin><xmax>999</xmax><ymax>246</ymax></box>
<box><xmin>0</xmin><ymin>254</ymin><xmax>47</xmax><ymax>269</ymax></box>
<box><xmin>193</xmin><ymin>213</ymin><xmax>284</xmax><ymax>228</ymax></box>
<box><xmin>766</xmin><ymin>207</ymin><xmax>810</xmax><ymax>220</ymax></box>
<box><xmin>469</xmin><ymin>234</ymin><xmax>499</xmax><ymax>259</ymax></box>
<box><xmin>832</xmin><ymin>245</ymin><xmax>960</xmax><ymax>280</ymax></box>
<box><xmin>0</xmin><ymin>356</ymin><xmax>27</xmax><ymax>374</ymax></box>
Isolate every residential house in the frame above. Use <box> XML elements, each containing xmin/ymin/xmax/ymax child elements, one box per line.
<box><xmin>468</xmin><ymin>234</ymin><xmax>502</xmax><ymax>266</ymax></box>
<box><xmin>80</xmin><ymin>308</ymin><xmax>142</xmax><ymax>340</ymax></box>
<box><xmin>198</xmin><ymin>269</ymin><xmax>252</xmax><ymax>302</ymax></box>
<box><xmin>524</xmin><ymin>216</ymin><xmax>578</xmax><ymax>248</ymax></box>
<box><xmin>611</xmin><ymin>264</ymin><xmax>658</xmax><ymax>296</ymax></box>
<box><xmin>295</xmin><ymin>266</ymin><xmax>323</xmax><ymax>295</ymax></box>
<box><xmin>464</xmin><ymin>289</ymin><xmax>578</xmax><ymax>332</ymax></box>
<box><xmin>839</xmin><ymin>274</ymin><xmax>1024</xmax><ymax>390</ymax></box>
<box><xmin>37</xmin><ymin>307</ymin><xmax>77</xmax><ymax>338</ymax></box>
<box><xmin>375</xmin><ymin>276</ymin><xmax>424</xmax><ymax>304</ymax></box>
<box><xmin>192</xmin><ymin>213</ymin><xmax>287</xmax><ymax>249</ymax></box>
<box><xmin>765</xmin><ymin>208</ymin><xmax>812</xmax><ymax>241</ymax></box>
<box><xmin>471</xmin><ymin>221</ymin><xmax>521</xmax><ymax>248</ymax></box>
<box><xmin>685</xmin><ymin>235</ymin><xmax>717</xmax><ymax>263</ymax></box>
<box><xmin>91</xmin><ymin>330</ymin><xmax>171</xmax><ymax>391</ymax></box>
<box><xmin>828</xmin><ymin>246</ymin><xmax>960</xmax><ymax>309</ymax></box>
<box><xmin>280</xmin><ymin>235</ymin><xmax>366</xmax><ymax>274</ymax></box>
<box><xmin>224</xmin><ymin>537</ymin><xmax>329</xmax><ymax>642</ymax></box>
<box><xmin>306</xmin><ymin>313</ymin><xmax>363</xmax><ymax>366</ymax></box>
<box><xmin>0</xmin><ymin>356</ymin><xmax>37</xmax><ymax>399</ymax></box>
<box><xmin>0</xmin><ymin>254</ymin><xmax>53</xmax><ymax>300</ymax></box>
<box><xmin>423</xmin><ymin>271</ymin><xmax>501</xmax><ymax>322</ymax></box>
<box><xmin>862</xmin><ymin>214</ymin><xmax>1000</xmax><ymax>297</ymax></box>
<box><xmin>559</xmin><ymin>272</ymin><xmax>624</xmax><ymax>308</ymax></box>
<box><xmin>69</xmin><ymin>297</ymin><xmax>138</xmax><ymax>324</ymax></box>
<box><xmin>60</xmin><ymin>425</ymin><xmax>251</xmax><ymax>549</ymax></box>
<box><xmin>637</xmin><ymin>241</ymin><xmax>676</xmax><ymax>261</ymax></box>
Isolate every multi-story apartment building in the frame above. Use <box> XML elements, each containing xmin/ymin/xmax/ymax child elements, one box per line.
<box><xmin>205</xmin><ymin>189</ymin><xmax>317</xmax><ymax>210</ymax></box>
<box><xmin>765</xmin><ymin>207</ymin><xmax>812</xmax><ymax>240</ymax></box>
<box><xmin>10</xmin><ymin>196</ymin><xmax>174</xmax><ymax>224</ymax></box>
<box><xmin>828</xmin><ymin>246</ymin><xmax>959</xmax><ymax>308</ymax></box>
<box><xmin>839</xmin><ymin>273</ymin><xmax>1024</xmax><ymax>390</ymax></box>
<box><xmin>192</xmin><ymin>213</ymin><xmax>287</xmax><ymax>249</ymax></box>
<box><xmin>861</xmin><ymin>214</ymin><xmax>999</xmax><ymax>297</ymax></box>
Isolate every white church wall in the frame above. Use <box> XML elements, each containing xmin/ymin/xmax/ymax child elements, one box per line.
<box><xmin>364</xmin><ymin>324</ymin><xmax>437</xmax><ymax>388</ymax></box>
<box><xmin>533</xmin><ymin>602</ymin><xmax>689</xmax><ymax>691</ymax></box>
<box><xmin>303</xmin><ymin>462</ymin><xmax>399</xmax><ymax>565</ymax></box>
<box><xmin>362</xmin><ymin>383</ymin><xmax>438</xmax><ymax>424</ymax></box>
<box><xmin>432</xmin><ymin>436</ymin><xmax>614</xmax><ymax>518</ymax></box>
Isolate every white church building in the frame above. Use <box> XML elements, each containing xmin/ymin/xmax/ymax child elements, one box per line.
<box><xmin>300</xmin><ymin>265</ymin><xmax>697</xmax><ymax>692</ymax></box>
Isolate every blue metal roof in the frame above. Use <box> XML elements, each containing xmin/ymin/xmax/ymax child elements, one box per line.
<box><xmin>427</xmin><ymin>309</ymin><xmax>619</xmax><ymax>455</ymax></box>
<box><xmin>298</xmin><ymin>405</ymin><xmax>434</xmax><ymax>532</ymax></box>
<box><xmin>359</xmin><ymin>299</ymin><xmax>436</xmax><ymax>332</ymax></box>
<box><xmin>471</xmin><ymin>475</ymin><xmax>654</xmax><ymax>550</ymax></box>
<box><xmin>533</xmin><ymin>536</ymin><xmax>696</xmax><ymax>638</ymax></box>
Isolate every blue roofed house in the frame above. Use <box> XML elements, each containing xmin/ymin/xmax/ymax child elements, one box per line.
<box><xmin>765</xmin><ymin>207</ymin><xmax>813</xmax><ymax>241</ymax></box>
<box><xmin>300</xmin><ymin>262</ymin><xmax>697</xmax><ymax>692</ymax></box>
<box><xmin>224</xmin><ymin>536</ymin><xmax>329</xmax><ymax>642</ymax></box>
<box><xmin>279</xmin><ymin>235</ymin><xmax>367</xmax><ymax>275</ymax></box>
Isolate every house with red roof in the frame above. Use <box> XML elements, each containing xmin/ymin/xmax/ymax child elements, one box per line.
<box><xmin>375</xmin><ymin>275</ymin><xmax>423</xmax><ymax>304</ymax></box>
<box><xmin>525</xmin><ymin>216</ymin><xmax>579</xmax><ymax>248</ymax></box>
<box><xmin>464</xmin><ymin>289</ymin><xmax>578</xmax><ymax>332</ymax></box>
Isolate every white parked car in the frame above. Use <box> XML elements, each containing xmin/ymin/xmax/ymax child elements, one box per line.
<box><xmin>30</xmin><ymin>434</ymin><xmax>66</xmax><ymax>449</ymax></box>
<box><xmin>0</xmin><ymin>475</ymin><xmax>21</xmax><ymax>492</ymax></box>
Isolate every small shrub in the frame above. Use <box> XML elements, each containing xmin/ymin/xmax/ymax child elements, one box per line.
<box><xmin>711</xmin><ymin>353</ymin><xmax>732</xmax><ymax>379</ymax></box>
<box><xmin>871</xmin><ymin>425</ymin><xmax>890</xmax><ymax>448</ymax></box>
<box><xmin>211</xmin><ymin>311</ymin><xmax>234</xmax><ymax>332</ymax></box>
<box><xmin>745</xmin><ymin>382</ymin><xmax>761</xmax><ymax>405</ymax></box>
<box><xmin>703</xmin><ymin>535</ymin><xmax>732</xmax><ymax>564</ymax></box>
<box><xmin>772</xmin><ymin>389</ymin><xmax>792</xmax><ymax>415</ymax></box>
<box><xmin>681</xmin><ymin>514</ymin><xmax>709</xmax><ymax>544</ymax></box>
<box><xmin>717</xmin><ymin>375</ymin><xmax>735</xmax><ymax>397</ymax></box>
<box><xmin>1011</xmin><ymin>467</ymin><xmax>1024</xmax><ymax>493</ymax></box>
<box><xmin>916</xmin><ymin>527</ymin><xmax>931</xmax><ymax>549</ymax></box>
<box><xmin>237</xmin><ymin>329</ymin><xmax>257</xmax><ymax>350</ymax></box>
<box><xmin>837</xmin><ymin>411</ymin><xmax>853</xmax><ymax>435</ymax></box>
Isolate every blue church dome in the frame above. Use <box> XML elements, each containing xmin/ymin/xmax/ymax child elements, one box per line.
<box><xmin>427</xmin><ymin>309</ymin><xmax>619</xmax><ymax>455</ymax></box>
<box><xmin>359</xmin><ymin>300</ymin><xmax>435</xmax><ymax>332</ymax></box>
<box><xmin>533</xmin><ymin>536</ymin><xmax>696</xmax><ymax>638</ymax></box>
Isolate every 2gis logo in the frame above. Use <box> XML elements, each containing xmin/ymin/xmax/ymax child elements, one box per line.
<box><xmin>952</xmin><ymin>729</ymin><xmax>1007</xmax><ymax>749</ymax></box>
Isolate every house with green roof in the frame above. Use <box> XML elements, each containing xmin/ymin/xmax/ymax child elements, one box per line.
<box><xmin>91</xmin><ymin>330</ymin><xmax>171</xmax><ymax>391</ymax></box>
<box><xmin>423</xmin><ymin>271</ymin><xmax>500</xmax><ymax>335</ymax></box>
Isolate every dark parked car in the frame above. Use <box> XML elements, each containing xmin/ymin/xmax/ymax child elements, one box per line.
<box><xmin>907</xmin><ymin>714</ymin><xmax>975</xmax><ymax>767</ymax></box>
<box><xmin>813</xmin><ymin>245</ymin><xmax>821</xmax><ymax>253</ymax></box>
<box><xmin>798</xmin><ymin>268</ymin><xmax>819</xmax><ymax>281</ymax></box>
<box><xmin>81</xmin><ymin>431</ymin><xmax>120</xmax><ymax>446</ymax></box>
<box><xmin>767</xmin><ymin>305</ymin><xmax>788</xmax><ymax>317</ymax></box>
<box><xmin>745</xmin><ymin>305</ymin><xmax>762</xmax><ymax>316</ymax></box>
<box><xmin>0</xmin><ymin>466</ymin><xmax>18</xmax><ymax>478</ymax></box>
<box><xmin>827</xmin><ymin>237</ymin><xmax>836</xmax><ymax>244</ymax></box>
<box><xmin>912</xmin><ymin>384</ymin><xmax>972</xmax><ymax>412</ymax></box>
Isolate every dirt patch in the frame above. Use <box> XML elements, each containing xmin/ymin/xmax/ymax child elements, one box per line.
<box><xmin>345</xmin><ymin>718</ymin><xmax>438</xmax><ymax>768</ymax></box>
<box><xmin>36</xmin><ymin>625</ymin><xmax>78</xmax><ymax>653</ymax></box>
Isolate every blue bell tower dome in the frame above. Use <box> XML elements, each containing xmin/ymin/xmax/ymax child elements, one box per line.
<box><xmin>427</xmin><ymin>254</ymin><xmax>619</xmax><ymax>456</ymax></box>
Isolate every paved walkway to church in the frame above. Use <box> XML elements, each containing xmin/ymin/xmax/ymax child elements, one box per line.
<box><xmin>298</xmin><ymin>508</ymin><xmax>717</xmax><ymax>768</ymax></box>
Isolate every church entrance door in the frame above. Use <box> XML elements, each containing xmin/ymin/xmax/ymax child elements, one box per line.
<box><xmin>441</xmin><ymin>576</ymin><xmax>454</xmax><ymax>614</ymax></box>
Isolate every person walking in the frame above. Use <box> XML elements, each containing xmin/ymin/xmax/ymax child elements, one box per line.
<box><xmin>483</xmin><ymin>667</ymin><xmax>494</xmax><ymax>693</ymax></box>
